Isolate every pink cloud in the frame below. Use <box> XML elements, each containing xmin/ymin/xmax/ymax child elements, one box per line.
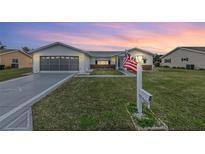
<box><xmin>21</xmin><ymin>23</ymin><xmax>205</xmax><ymax>54</ymax></box>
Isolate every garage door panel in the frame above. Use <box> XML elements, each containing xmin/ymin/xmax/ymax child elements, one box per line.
<box><xmin>40</xmin><ymin>65</ymin><xmax>50</xmax><ymax>71</ymax></box>
<box><xmin>70</xmin><ymin>65</ymin><xmax>78</xmax><ymax>71</ymax></box>
<box><xmin>50</xmin><ymin>57</ymin><xmax>60</xmax><ymax>71</ymax></box>
<box><xmin>60</xmin><ymin>65</ymin><xmax>69</xmax><ymax>71</ymax></box>
<box><xmin>70</xmin><ymin>57</ymin><xmax>79</xmax><ymax>71</ymax></box>
<box><xmin>40</xmin><ymin>56</ymin><xmax>79</xmax><ymax>71</ymax></box>
<box><xmin>40</xmin><ymin>56</ymin><xmax>50</xmax><ymax>71</ymax></box>
<box><xmin>60</xmin><ymin>57</ymin><xmax>69</xmax><ymax>71</ymax></box>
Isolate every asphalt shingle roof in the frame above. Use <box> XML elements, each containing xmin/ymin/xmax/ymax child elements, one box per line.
<box><xmin>182</xmin><ymin>47</ymin><xmax>205</xmax><ymax>52</ymax></box>
<box><xmin>0</xmin><ymin>49</ymin><xmax>19</xmax><ymax>55</ymax></box>
<box><xmin>88</xmin><ymin>51</ymin><xmax>123</xmax><ymax>57</ymax></box>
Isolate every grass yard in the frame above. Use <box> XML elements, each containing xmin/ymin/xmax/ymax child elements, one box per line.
<box><xmin>90</xmin><ymin>69</ymin><xmax>123</xmax><ymax>75</ymax></box>
<box><xmin>0</xmin><ymin>68</ymin><xmax>32</xmax><ymax>82</ymax></box>
<box><xmin>32</xmin><ymin>68</ymin><xmax>205</xmax><ymax>130</ymax></box>
<box><xmin>33</xmin><ymin>77</ymin><xmax>136</xmax><ymax>130</ymax></box>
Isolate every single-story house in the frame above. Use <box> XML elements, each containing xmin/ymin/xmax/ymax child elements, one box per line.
<box><xmin>160</xmin><ymin>47</ymin><xmax>205</xmax><ymax>69</ymax></box>
<box><xmin>31</xmin><ymin>42</ymin><xmax>154</xmax><ymax>73</ymax></box>
<box><xmin>0</xmin><ymin>49</ymin><xmax>32</xmax><ymax>69</ymax></box>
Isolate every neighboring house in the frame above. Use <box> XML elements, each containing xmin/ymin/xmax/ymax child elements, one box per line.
<box><xmin>118</xmin><ymin>47</ymin><xmax>154</xmax><ymax>70</ymax></box>
<box><xmin>161</xmin><ymin>47</ymin><xmax>205</xmax><ymax>69</ymax></box>
<box><xmin>31</xmin><ymin>42</ymin><xmax>154</xmax><ymax>73</ymax></box>
<box><xmin>0</xmin><ymin>49</ymin><xmax>32</xmax><ymax>69</ymax></box>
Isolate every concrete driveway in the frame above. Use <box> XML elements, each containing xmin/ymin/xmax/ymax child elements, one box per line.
<box><xmin>0</xmin><ymin>73</ymin><xmax>74</xmax><ymax>117</ymax></box>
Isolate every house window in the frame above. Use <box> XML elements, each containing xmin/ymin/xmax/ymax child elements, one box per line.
<box><xmin>164</xmin><ymin>59</ymin><xmax>171</xmax><ymax>63</ymax></box>
<box><xmin>181</xmin><ymin>58</ymin><xmax>189</xmax><ymax>62</ymax></box>
<box><xmin>12</xmin><ymin>58</ymin><xmax>18</xmax><ymax>64</ymax></box>
<box><xmin>97</xmin><ymin>60</ymin><xmax>109</xmax><ymax>65</ymax></box>
<box><xmin>11</xmin><ymin>58</ymin><xmax>19</xmax><ymax>68</ymax></box>
<box><xmin>143</xmin><ymin>58</ymin><xmax>147</xmax><ymax>64</ymax></box>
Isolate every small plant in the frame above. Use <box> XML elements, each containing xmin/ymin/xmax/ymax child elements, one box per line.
<box><xmin>79</xmin><ymin>115</ymin><xmax>97</xmax><ymax>129</ymax></box>
<box><xmin>176</xmin><ymin>67</ymin><xmax>185</xmax><ymax>69</ymax></box>
<box><xmin>126</xmin><ymin>103</ymin><xmax>167</xmax><ymax>129</ymax></box>
<box><xmin>5</xmin><ymin>66</ymin><xmax>12</xmax><ymax>69</ymax></box>
<box><xmin>162</xmin><ymin>66</ymin><xmax>170</xmax><ymax>68</ymax></box>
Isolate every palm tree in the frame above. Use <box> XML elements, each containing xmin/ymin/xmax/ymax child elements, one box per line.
<box><xmin>0</xmin><ymin>41</ymin><xmax>6</xmax><ymax>49</ymax></box>
<box><xmin>22</xmin><ymin>46</ymin><xmax>31</xmax><ymax>53</ymax></box>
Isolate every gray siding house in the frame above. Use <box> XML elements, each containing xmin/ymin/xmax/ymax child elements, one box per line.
<box><xmin>31</xmin><ymin>42</ymin><xmax>154</xmax><ymax>73</ymax></box>
<box><xmin>161</xmin><ymin>47</ymin><xmax>205</xmax><ymax>69</ymax></box>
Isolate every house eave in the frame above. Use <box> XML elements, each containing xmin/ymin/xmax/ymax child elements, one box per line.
<box><xmin>30</xmin><ymin>42</ymin><xmax>88</xmax><ymax>55</ymax></box>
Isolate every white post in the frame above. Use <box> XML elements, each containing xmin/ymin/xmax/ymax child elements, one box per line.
<box><xmin>137</xmin><ymin>64</ymin><xmax>143</xmax><ymax>115</ymax></box>
<box><xmin>116</xmin><ymin>56</ymin><xmax>118</xmax><ymax>69</ymax></box>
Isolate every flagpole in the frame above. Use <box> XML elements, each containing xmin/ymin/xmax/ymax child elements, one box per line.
<box><xmin>137</xmin><ymin>63</ymin><xmax>143</xmax><ymax>116</ymax></box>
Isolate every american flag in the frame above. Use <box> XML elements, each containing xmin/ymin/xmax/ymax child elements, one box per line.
<box><xmin>123</xmin><ymin>53</ymin><xmax>138</xmax><ymax>73</ymax></box>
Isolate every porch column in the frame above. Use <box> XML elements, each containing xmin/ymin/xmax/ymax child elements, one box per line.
<box><xmin>116</xmin><ymin>56</ymin><xmax>119</xmax><ymax>69</ymax></box>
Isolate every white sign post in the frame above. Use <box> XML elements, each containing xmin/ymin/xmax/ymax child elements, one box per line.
<box><xmin>136</xmin><ymin>64</ymin><xmax>143</xmax><ymax>115</ymax></box>
<box><xmin>136</xmin><ymin>64</ymin><xmax>152</xmax><ymax>116</ymax></box>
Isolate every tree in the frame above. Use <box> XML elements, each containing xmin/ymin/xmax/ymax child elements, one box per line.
<box><xmin>153</xmin><ymin>54</ymin><xmax>163</xmax><ymax>67</ymax></box>
<box><xmin>22</xmin><ymin>46</ymin><xmax>31</xmax><ymax>53</ymax></box>
<box><xmin>0</xmin><ymin>41</ymin><xmax>6</xmax><ymax>49</ymax></box>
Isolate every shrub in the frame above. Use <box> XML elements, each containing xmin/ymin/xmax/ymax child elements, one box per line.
<box><xmin>5</xmin><ymin>66</ymin><xmax>12</xmax><ymax>69</ymax></box>
<box><xmin>162</xmin><ymin>66</ymin><xmax>170</xmax><ymax>68</ymax></box>
<box><xmin>176</xmin><ymin>67</ymin><xmax>185</xmax><ymax>69</ymax></box>
<box><xmin>0</xmin><ymin>65</ymin><xmax>5</xmax><ymax>70</ymax></box>
<box><xmin>154</xmin><ymin>61</ymin><xmax>160</xmax><ymax>67</ymax></box>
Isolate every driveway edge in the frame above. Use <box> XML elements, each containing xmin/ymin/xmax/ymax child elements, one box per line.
<box><xmin>0</xmin><ymin>73</ymin><xmax>76</xmax><ymax>130</ymax></box>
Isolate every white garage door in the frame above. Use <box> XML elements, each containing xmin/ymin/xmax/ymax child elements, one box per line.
<box><xmin>40</xmin><ymin>56</ymin><xmax>79</xmax><ymax>71</ymax></box>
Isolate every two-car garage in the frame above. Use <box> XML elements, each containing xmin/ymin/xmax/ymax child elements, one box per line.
<box><xmin>32</xmin><ymin>42</ymin><xmax>90</xmax><ymax>73</ymax></box>
<box><xmin>40</xmin><ymin>56</ymin><xmax>79</xmax><ymax>71</ymax></box>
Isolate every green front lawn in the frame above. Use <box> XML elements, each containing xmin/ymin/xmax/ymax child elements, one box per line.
<box><xmin>90</xmin><ymin>69</ymin><xmax>123</xmax><ymax>75</ymax></box>
<box><xmin>32</xmin><ymin>68</ymin><xmax>205</xmax><ymax>130</ymax></box>
<box><xmin>0</xmin><ymin>68</ymin><xmax>32</xmax><ymax>82</ymax></box>
<box><xmin>33</xmin><ymin>77</ymin><xmax>135</xmax><ymax>130</ymax></box>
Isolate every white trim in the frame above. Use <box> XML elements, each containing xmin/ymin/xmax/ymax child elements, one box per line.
<box><xmin>30</xmin><ymin>42</ymin><xmax>87</xmax><ymax>54</ymax></box>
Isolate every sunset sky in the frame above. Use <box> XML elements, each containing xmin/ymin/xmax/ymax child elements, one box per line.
<box><xmin>1</xmin><ymin>22</ymin><xmax>205</xmax><ymax>54</ymax></box>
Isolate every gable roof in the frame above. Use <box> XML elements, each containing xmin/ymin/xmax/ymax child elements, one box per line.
<box><xmin>161</xmin><ymin>46</ymin><xmax>205</xmax><ymax>59</ymax></box>
<box><xmin>0</xmin><ymin>49</ymin><xmax>19</xmax><ymax>54</ymax></box>
<box><xmin>127</xmin><ymin>47</ymin><xmax>154</xmax><ymax>55</ymax></box>
<box><xmin>30</xmin><ymin>42</ymin><xmax>87</xmax><ymax>54</ymax></box>
<box><xmin>181</xmin><ymin>47</ymin><xmax>205</xmax><ymax>52</ymax></box>
<box><xmin>88</xmin><ymin>51</ymin><xmax>123</xmax><ymax>58</ymax></box>
<box><xmin>0</xmin><ymin>49</ymin><xmax>32</xmax><ymax>58</ymax></box>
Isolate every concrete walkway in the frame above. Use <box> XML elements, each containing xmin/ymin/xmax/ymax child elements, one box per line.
<box><xmin>119</xmin><ymin>70</ymin><xmax>136</xmax><ymax>77</ymax></box>
<box><xmin>0</xmin><ymin>73</ymin><xmax>74</xmax><ymax>130</ymax></box>
<box><xmin>76</xmin><ymin>74</ymin><xmax>135</xmax><ymax>77</ymax></box>
<box><xmin>76</xmin><ymin>70</ymin><xmax>136</xmax><ymax>78</ymax></box>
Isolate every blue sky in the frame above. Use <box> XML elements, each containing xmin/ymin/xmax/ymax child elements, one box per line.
<box><xmin>1</xmin><ymin>22</ymin><xmax>205</xmax><ymax>53</ymax></box>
